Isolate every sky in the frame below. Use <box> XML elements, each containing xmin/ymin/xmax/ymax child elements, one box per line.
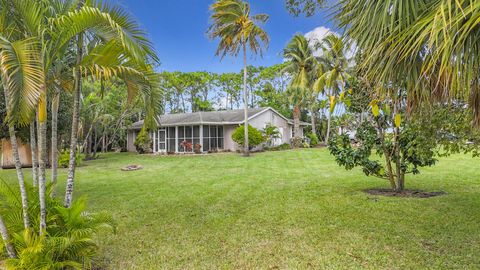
<box><xmin>112</xmin><ymin>0</ymin><xmax>338</xmax><ymax>74</ymax></box>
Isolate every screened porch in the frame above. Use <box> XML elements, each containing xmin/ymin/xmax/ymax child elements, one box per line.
<box><xmin>152</xmin><ymin>125</ymin><xmax>224</xmax><ymax>153</ymax></box>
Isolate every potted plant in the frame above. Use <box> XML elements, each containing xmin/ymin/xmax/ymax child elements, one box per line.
<box><xmin>180</xmin><ymin>140</ymin><xmax>193</xmax><ymax>152</ymax></box>
<box><xmin>194</xmin><ymin>143</ymin><xmax>202</xmax><ymax>154</ymax></box>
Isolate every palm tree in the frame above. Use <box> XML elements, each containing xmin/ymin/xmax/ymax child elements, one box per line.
<box><xmin>1</xmin><ymin>0</ymin><xmax>161</xmax><ymax>233</ymax></box>
<box><xmin>0</xmin><ymin>28</ymin><xmax>41</xmax><ymax>231</ymax></box>
<box><xmin>314</xmin><ymin>34</ymin><xmax>350</xmax><ymax>144</ymax></box>
<box><xmin>208</xmin><ymin>0</ymin><xmax>269</xmax><ymax>157</ymax></box>
<box><xmin>335</xmin><ymin>0</ymin><xmax>480</xmax><ymax>125</ymax></box>
<box><xmin>283</xmin><ymin>34</ymin><xmax>316</xmax><ymax>147</ymax></box>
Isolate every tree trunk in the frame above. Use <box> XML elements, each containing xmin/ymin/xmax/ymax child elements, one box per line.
<box><xmin>65</xmin><ymin>30</ymin><xmax>83</xmax><ymax>208</ymax></box>
<box><xmin>393</xmin><ymin>98</ymin><xmax>404</xmax><ymax>192</ymax></box>
<box><xmin>2</xmin><ymin>81</ymin><xmax>30</xmax><ymax>230</ymax></box>
<box><xmin>102</xmin><ymin>133</ymin><xmax>106</xmax><ymax>153</ymax></box>
<box><xmin>375</xmin><ymin>118</ymin><xmax>397</xmax><ymax>190</ymax></box>
<box><xmin>293</xmin><ymin>105</ymin><xmax>301</xmax><ymax>147</ymax></box>
<box><xmin>242</xmin><ymin>43</ymin><xmax>250</xmax><ymax>157</ymax></box>
<box><xmin>0</xmin><ymin>215</ymin><xmax>16</xmax><ymax>258</ymax></box>
<box><xmin>325</xmin><ymin>111</ymin><xmax>331</xmax><ymax>144</ymax></box>
<box><xmin>50</xmin><ymin>90</ymin><xmax>60</xmax><ymax>197</ymax></box>
<box><xmin>310</xmin><ymin>108</ymin><xmax>316</xmax><ymax>136</ymax></box>
<box><xmin>30</xmin><ymin>121</ymin><xmax>38</xmax><ymax>187</ymax></box>
<box><xmin>37</xmin><ymin>93</ymin><xmax>48</xmax><ymax>234</ymax></box>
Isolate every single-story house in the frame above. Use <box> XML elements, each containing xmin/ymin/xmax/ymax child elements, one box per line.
<box><xmin>127</xmin><ymin>107</ymin><xmax>309</xmax><ymax>154</ymax></box>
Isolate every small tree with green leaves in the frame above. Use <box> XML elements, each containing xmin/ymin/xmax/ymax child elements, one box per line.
<box><xmin>232</xmin><ymin>125</ymin><xmax>265</xmax><ymax>150</ymax></box>
<box><xmin>134</xmin><ymin>129</ymin><xmax>152</xmax><ymax>154</ymax></box>
<box><xmin>263</xmin><ymin>124</ymin><xmax>281</xmax><ymax>147</ymax></box>
<box><xmin>329</xmin><ymin>88</ymin><xmax>479</xmax><ymax>192</ymax></box>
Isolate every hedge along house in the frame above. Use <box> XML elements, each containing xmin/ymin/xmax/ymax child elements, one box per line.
<box><xmin>127</xmin><ymin>107</ymin><xmax>309</xmax><ymax>154</ymax></box>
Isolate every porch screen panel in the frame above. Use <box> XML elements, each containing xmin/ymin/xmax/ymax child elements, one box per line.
<box><xmin>185</xmin><ymin>126</ymin><xmax>193</xmax><ymax>152</ymax></box>
<box><xmin>202</xmin><ymin>125</ymin><xmax>224</xmax><ymax>152</ymax></box>
<box><xmin>168</xmin><ymin>127</ymin><xmax>176</xmax><ymax>152</ymax></box>
<box><xmin>217</xmin><ymin>126</ymin><xmax>224</xmax><ymax>150</ymax></box>
<box><xmin>203</xmin><ymin>125</ymin><xmax>210</xmax><ymax>151</ymax></box>
<box><xmin>193</xmin><ymin>126</ymin><xmax>200</xmax><ymax>149</ymax></box>
<box><xmin>178</xmin><ymin>126</ymin><xmax>185</xmax><ymax>152</ymax></box>
<box><xmin>210</xmin><ymin>126</ymin><xmax>217</xmax><ymax>150</ymax></box>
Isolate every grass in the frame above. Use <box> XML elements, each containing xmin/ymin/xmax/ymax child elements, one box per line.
<box><xmin>1</xmin><ymin>148</ymin><xmax>480</xmax><ymax>269</ymax></box>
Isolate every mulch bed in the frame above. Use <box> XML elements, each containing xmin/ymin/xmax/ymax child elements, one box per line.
<box><xmin>364</xmin><ymin>189</ymin><xmax>447</xmax><ymax>198</ymax></box>
<box><xmin>121</xmin><ymin>165</ymin><xmax>143</xmax><ymax>171</ymax></box>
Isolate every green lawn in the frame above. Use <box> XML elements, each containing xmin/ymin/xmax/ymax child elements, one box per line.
<box><xmin>2</xmin><ymin>149</ymin><xmax>480</xmax><ymax>269</ymax></box>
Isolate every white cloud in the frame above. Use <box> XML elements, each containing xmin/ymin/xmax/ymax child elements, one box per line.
<box><xmin>304</xmin><ymin>26</ymin><xmax>339</xmax><ymax>57</ymax></box>
<box><xmin>304</xmin><ymin>26</ymin><xmax>356</xmax><ymax>60</ymax></box>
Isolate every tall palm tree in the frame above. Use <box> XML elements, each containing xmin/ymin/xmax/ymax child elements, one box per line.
<box><xmin>283</xmin><ymin>34</ymin><xmax>316</xmax><ymax>146</ymax></box>
<box><xmin>0</xmin><ymin>14</ymin><xmax>42</xmax><ymax>230</ymax></box>
<box><xmin>208</xmin><ymin>0</ymin><xmax>269</xmax><ymax>157</ymax></box>
<box><xmin>335</xmin><ymin>0</ymin><xmax>480</xmax><ymax>125</ymax></box>
<box><xmin>314</xmin><ymin>34</ymin><xmax>350</xmax><ymax>144</ymax></box>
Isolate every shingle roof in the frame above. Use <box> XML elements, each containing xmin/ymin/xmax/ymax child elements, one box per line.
<box><xmin>130</xmin><ymin>108</ymin><xmax>265</xmax><ymax>130</ymax></box>
<box><xmin>129</xmin><ymin>107</ymin><xmax>310</xmax><ymax>130</ymax></box>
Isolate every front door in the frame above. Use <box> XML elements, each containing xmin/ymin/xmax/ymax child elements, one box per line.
<box><xmin>158</xmin><ymin>129</ymin><xmax>166</xmax><ymax>153</ymax></box>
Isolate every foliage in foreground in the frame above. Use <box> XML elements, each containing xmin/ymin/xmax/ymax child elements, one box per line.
<box><xmin>0</xmin><ymin>181</ymin><xmax>115</xmax><ymax>270</ymax></box>
<box><xmin>329</xmin><ymin>95</ymin><xmax>480</xmax><ymax>191</ymax></box>
<box><xmin>232</xmin><ymin>125</ymin><xmax>265</xmax><ymax>149</ymax></box>
<box><xmin>134</xmin><ymin>129</ymin><xmax>153</xmax><ymax>154</ymax></box>
<box><xmin>58</xmin><ymin>150</ymin><xmax>84</xmax><ymax>168</ymax></box>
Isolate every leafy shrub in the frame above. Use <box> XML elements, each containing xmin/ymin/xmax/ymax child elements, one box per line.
<box><xmin>58</xmin><ymin>150</ymin><xmax>83</xmax><ymax>168</ymax></box>
<box><xmin>307</xmin><ymin>133</ymin><xmax>319</xmax><ymax>146</ymax></box>
<box><xmin>134</xmin><ymin>129</ymin><xmax>152</xmax><ymax>154</ymax></box>
<box><xmin>232</xmin><ymin>125</ymin><xmax>265</xmax><ymax>148</ymax></box>
<box><xmin>0</xmin><ymin>182</ymin><xmax>115</xmax><ymax>269</ymax></box>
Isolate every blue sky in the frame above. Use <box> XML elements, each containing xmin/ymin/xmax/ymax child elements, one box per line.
<box><xmin>112</xmin><ymin>0</ymin><xmax>336</xmax><ymax>73</ymax></box>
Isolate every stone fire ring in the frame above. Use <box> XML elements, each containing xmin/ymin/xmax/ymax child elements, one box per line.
<box><xmin>121</xmin><ymin>165</ymin><xmax>143</xmax><ymax>171</ymax></box>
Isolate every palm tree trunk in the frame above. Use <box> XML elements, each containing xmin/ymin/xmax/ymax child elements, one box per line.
<box><xmin>242</xmin><ymin>43</ymin><xmax>250</xmax><ymax>157</ymax></box>
<box><xmin>50</xmin><ymin>90</ymin><xmax>60</xmax><ymax>197</ymax></box>
<box><xmin>37</xmin><ymin>94</ymin><xmax>48</xmax><ymax>234</ymax></box>
<box><xmin>293</xmin><ymin>105</ymin><xmax>301</xmax><ymax>147</ymax></box>
<box><xmin>2</xmin><ymin>82</ymin><xmax>30</xmax><ymax>230</ymax></box>
<box><xmin>310</xmin><ymin>108</ymin><xmax>316</xmax><ymax>136</ymax></box>
<box><xmin>64</xmin><ymin>31</ymin><xmax>83</xmax><ymax>208</ymax></box>
<box><xmin>0</xmin><ymin>215</ymin><xmax>16</xmax><ymax>258</ymax></box>
<box><xmin>30</xmin><ymin>121</ymin><xmax>38</xmax><ymax>187</ymax></box>
<box><xmin>325</xmin><ymin>111</ymin><xmax>331</xmax><ymax>144</ymax></box>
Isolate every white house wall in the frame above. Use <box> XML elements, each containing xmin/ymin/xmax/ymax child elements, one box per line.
<box><xmin>248</xmin><ymin>109</ymin><xmax>292</xmax><ymax>145</ymax></box>
<box><xmin>223</xmin><ymin>124</ymin><xmax>238</xmax><ymax>151</ymax></box>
